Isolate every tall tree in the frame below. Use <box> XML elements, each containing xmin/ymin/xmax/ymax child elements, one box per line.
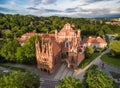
<box><xmin>1</xmin><ymin>39</ymin><xmax>20</xmax><ymax>62</ymax></box>
<box><xmin>109</xmin><ymin>40</ymin><xmax>120</xmax><ymax>57</ymax></box>
<box><xmin>16</xmin><ymin>35</ymin><xmax>42</xmax><ymax>64</ymax></box>
<box><xmin>85</xmin><ymin>46</ymin><xmax>94</xmax><ymax>58</ymax></box>
<box><xmin>55</xmin><ymin>77</ymin><xmax>84</xmax><ymax>88</ymax></box>
<box><xmin>101</xmin><ymin>25</ymin><xmax>113</xmax><ymax>34</ymax></box>
<box><xmin>85</xmin><ymin>68</ymin><xmax>114</xmax><ymax>88</ymax></box>
<box><xmin>0</xmin><ymin>71</ymin><xmax>40</xmax><ymax>88</ymax></box>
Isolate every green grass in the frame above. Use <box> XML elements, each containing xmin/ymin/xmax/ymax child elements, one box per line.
<box><xmin>101</xmin><ymin>54</ymin><xmax>120</xmax><ymax>67</ymax></box>
<box><xmin>79</xmin><ymin>52</ymin><xmax>101</xmax><ymax>69</ymax></box>
<box><xmin>0</xmin><ymin>64</ymin><xmax>29</xmax><ymax>72</ymax></box>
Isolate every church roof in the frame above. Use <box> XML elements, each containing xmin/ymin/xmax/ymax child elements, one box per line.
<box><xmin>17</xmin><ymin>38</ymin><xmax>28</xmax><ymax>43</ymax></box>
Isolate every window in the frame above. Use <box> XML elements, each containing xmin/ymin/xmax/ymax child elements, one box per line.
<box><xmin>65</xmin><ymin>41</ymin><xmax>70</xmax><ymax>47</ymax></box>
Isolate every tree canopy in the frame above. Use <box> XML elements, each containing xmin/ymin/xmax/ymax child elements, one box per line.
<box><xmin>55</xmin><ymin>77</ymin><xmax>84</xmax><ymax>88</ymax></box>
<box><xmin>0</xmin><ymin>39</ymin><xmax>20</xmax><ymax>62</ymax></box>
<box><xmin>16</xmin><ymin>35</ymin><xmax>42</xmax><ymax>64</ymax></box>
<box><xmin>85</xmin><ymin>46</ymin><xmax>94</xmax><ymax>58</ymax></box>
<box><xmin>0</xmin><ymin>13</ymin><xmax>120</xmax><ymax>39</ymax></box>
<box><xmin>0</xmin><ymin>71</ymin><xmax>40</xmax><ymax>88</ymax></box>
<box><xmin>0</xmin><ymin>35</ymin><xmax>42</xmax><ymax>64</ymax></box>
<box><xmin>109</xmin><ymin>40</ymin><xmax>120</xmax><ymax>57</ymax></box>
<box><xmin>84</xmin><ymin>65</ymin><xmax>114</xmax><ymax>88</ymax></box>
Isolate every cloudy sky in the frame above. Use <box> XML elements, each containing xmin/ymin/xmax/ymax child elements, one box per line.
<box><xmin>0</xmin><ymin>0</ymin><xmax>120</xmax><ymax>18</ymax></box>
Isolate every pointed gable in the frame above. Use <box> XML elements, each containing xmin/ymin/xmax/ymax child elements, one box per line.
<box><xmin>58</xmin><ymin>23</ymin><xmax>75</xmax><ymax>36</ymax></box>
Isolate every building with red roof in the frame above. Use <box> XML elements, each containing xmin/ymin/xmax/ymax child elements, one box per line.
<box><xmin>17</xmin><ymin>23</ymin><xmax>108</xmax><ymax>74</ymax></box>
<box><xmin>80</xmin><ymin>36</ymin><xmax>107</xmax><ymax>49</ymax></box>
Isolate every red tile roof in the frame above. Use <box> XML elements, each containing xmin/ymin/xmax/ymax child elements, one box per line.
<box><xmin>22</xmin><ymin>32</ymin><xmax>38</xmax><ymax>37</ymax></box>
<box><xmin>52</xmin><ymin>40</ymin><xmax>61</xmax><ymax>56</ymax></box>
<box><xmin>17</xmin><ymin>38</ymin><xmax>28</xmax><ymax>43</ymax></box>
<box><xmin>81</xmin><ymin>36</ymin><xmax>107</xmax><ymax>45</ymax></box>
<box><xmin>18</xmin><ymin>33</ymin><xmax>55</xmax><ymax>43</ymax></box>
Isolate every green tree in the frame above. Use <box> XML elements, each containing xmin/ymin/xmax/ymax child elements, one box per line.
<box><xmin>114</xmin><ymin>35</ymin><xmax>120</xmax><ymax>41</ymax></box>
<box><xmin>55</xmin><ymin>77</ymin><xmax>84</xmax><ymax>88</ymax></box>
<box><xmin>1</xmin><ymin>39</ymin><xmax>20</xmax><ymax>61</ymax></box>
<box><xmin>16</xmin><ymin>35</ymin><xmax>42</xmax><ymax>64</ymax></box>
<box><xmin>109</xmin><ymin>40</ymin><xmax>120</xmax><ymax>57</ymax></box>
<box><xmin>0</xmin><ymin>71</ymin><xmax>40</xmax><ymax>88</ymax></box>
<box><xmin>16</xmin><ymin>47</ymin><xmax>26</xmax><ymax>63</ymax></box>
<box><xmin>85</xmin><ymin>46</ymin><xmax>94</xmax><ymax>58</ymax></box>
<box><xmin>98</xmin><ymin>29</ymin><xmax>104</xmax><ymax>36</ymax></box>
<box><xmin>84</xmin><ymin>68</ymin><xmax>114</xmax><ymax>88</ymax></box>
<box><xmin>101</xmin><ymin>25</ymin><xmax>113</xmax><ymax>34</ymax></box>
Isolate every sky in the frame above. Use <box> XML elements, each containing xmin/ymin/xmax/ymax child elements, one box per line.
<box><xmin>0</xmin><ymin>0</ymin><xmax>120</xmax><ymax>18</ymax></box>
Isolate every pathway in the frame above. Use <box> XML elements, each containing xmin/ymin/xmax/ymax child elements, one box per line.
<box><xmin>73</xmin><ymin>48</ymin><xmax>120</xmax><ymax>83</ymax></box>
<box><xmin>40</xmin><ymin>78</ymin><xmax>59</xmax><ymax>88</ymax></box>
<box><xmin>54</xmin><ymin>63</ymin><xmax>74</xmax><ymax>80</ymax></box>
<box><xmin>73</xmin><ymin>48</ymin><xmax>110</xmax><ymax>80</ymax></box>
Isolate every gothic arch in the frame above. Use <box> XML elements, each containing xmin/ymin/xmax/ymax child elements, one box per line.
<box><xmin>65</xmin><ymin>41</ymin><xmax>70</xmax><ymax>47</ymax></box>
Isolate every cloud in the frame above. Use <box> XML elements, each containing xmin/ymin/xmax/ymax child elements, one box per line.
<box><xmin>32</xmin><ymin>0</ymin><xmax>57</xmax><ymax>5</ymax></box>
<box><xmin>0</xmin><ymin>0</ymin><xmax>120</xmax><ymax>18</ymax></box>
<box><xmin>65</xmin><ymin>7</ymin><xmax>77</xmax><ymax>13</ymax></box>
<box><xmin>85</xmin><ymin>0</ymin><xmax>113</xmax><ymax>4</ymax></box>
<box><xmin>0</xmin><ymin>7</ymin><xmax>16</xmax><ymax>13</ymax></box>
<box><xmin>44</xmin><ymin>9</ymin><xmax>62</xmax><ymax>12</ymax></box>
<box><xmin>27</xmin><ymin>7</ymin><xmax>39</xmax><ymax>10</ymax></box>
<box><xmin>41</xmin><ymin>0</ymin><xmax>57</xmax><ymax>4</ymax></box>
<box><xmin>65</xmin><ymin>7</ymin><xmax>90</xmax><ymax>13</ymax></box>
<box><xmin>117</xmin><ymin>0</ymin><xmax>120</xmax><ymax>3</ymax></box>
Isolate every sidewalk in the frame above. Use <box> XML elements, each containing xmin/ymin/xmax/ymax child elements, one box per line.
<box><xmin>73</xmin><ymin>48</ymin><xmax>120</xmax><ymax>83</ymax></box>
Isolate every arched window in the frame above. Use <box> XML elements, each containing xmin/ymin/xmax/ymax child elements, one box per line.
<box><xmin>65</xmin><ymin>41</ymin><xmax>70</xmax><ymax>47</ymax></box>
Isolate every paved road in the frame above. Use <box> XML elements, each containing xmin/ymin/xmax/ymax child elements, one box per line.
<box><xmin>73</xmin><ymin>49</ymin><xmax>110</xmax><ymax>80</ymax></box>
<box><xmin>73</xmin><ymin>48</ymin><xmax>120</xmax><ymax>83</ymax></box>
<box><xmin>40</xmin><ymin>78</ymin><xmax>59</xmax><ymax>88</ymax></box>
<box><xmin>54</xmin><ymin>63</ymin><xmax>74</xmax><ymax>80</ymax></box>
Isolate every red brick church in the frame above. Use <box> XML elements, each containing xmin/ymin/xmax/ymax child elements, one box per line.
<box><xmin>18</xmin><ymin>23</ymin><xmax>85</xmax><ymax>74</ymax></box>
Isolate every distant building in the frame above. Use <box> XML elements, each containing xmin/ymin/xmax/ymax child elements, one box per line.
<box><xmin>80</xmin><ymin>36</ymin><xmax>107</xmax><ymax>49</ymax></box>
<box><xmin>105</xmin><ymin>18</ymin><xmax>120</xmax><ymax>26</ymax></box>
<box><xmin>17</xmin><ymin>23</ymin><xmax>84</xmax><ymax>74</ymax></box>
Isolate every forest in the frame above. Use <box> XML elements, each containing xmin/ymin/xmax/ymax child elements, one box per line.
<box><xmin>0</xmin><ymin>13</ymin><xmax>120</xmax><ymax>64</ymax></box>
<box><xmin>0</xmin><ymin>13</ymin><xmax>120</xmax><ymax>39</ymax></box>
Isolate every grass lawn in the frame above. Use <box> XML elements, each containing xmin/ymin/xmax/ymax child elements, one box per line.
<box><xmin>79</xmin><ymin>52</ymin><xmax>101</xmax><ymax>69</ymax></box>
<box><xmin>0</xmin><ymin>64</ymin><xmax>29</xmax><ymax>72</ymax></box>
<box><xmin>101</xmin><ymin>54</ymin><xmax>120</xmax><ymax>67</ymax></box>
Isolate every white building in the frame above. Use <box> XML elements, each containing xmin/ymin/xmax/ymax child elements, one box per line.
<box><xmin>80</xmin><ymin>36</ymin><xmax>107</xmax><ymax>49</ymax></box>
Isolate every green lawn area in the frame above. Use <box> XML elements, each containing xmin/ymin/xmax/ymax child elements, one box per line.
<box><xmin>101</xmin><ymin>54</ymin><xmax>120</xmax><ymax>67</ymax></box>
<box><xmin>79</xmin><ymin>52</ymin><xmax>101</xmax><ymax>69</ymax></box>
<box><xmin>0</xmin><ymin>64</ymin><xmax>29</xmax><ymax>72</ymax></box>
